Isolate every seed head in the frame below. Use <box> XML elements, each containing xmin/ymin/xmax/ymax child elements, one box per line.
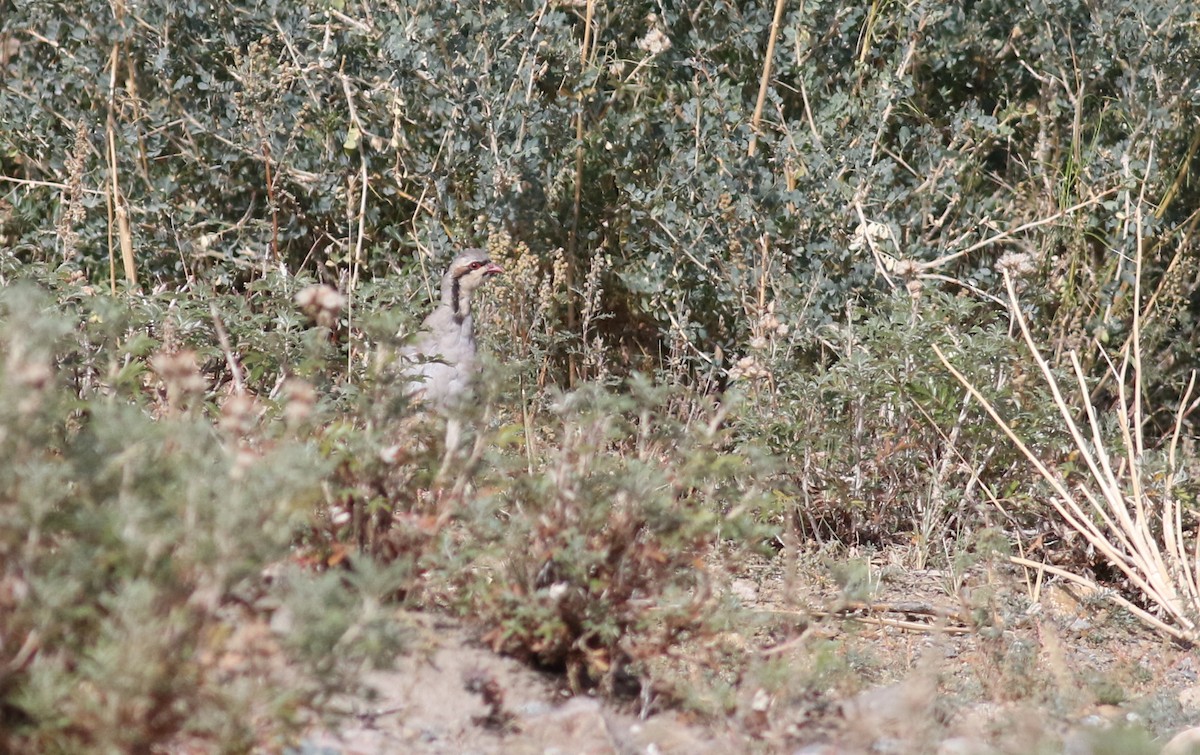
<box><xmin>295</xmin><ymin>284</ymin><xmax>346</xmax><ymax>329</ymax></box>
<box><xmin>996</xmin><ymin>252</ymin><xmax>1037</xmax><ymax>279</ymax></box>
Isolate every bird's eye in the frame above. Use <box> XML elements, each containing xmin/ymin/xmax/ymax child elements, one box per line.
<box><xmin>470</xmin><ymin>261</ymin><xmax>484</xmax><ymax>270</ymax></box>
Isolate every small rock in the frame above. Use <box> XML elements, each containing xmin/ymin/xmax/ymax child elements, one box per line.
<box><xmin>731</xmin><ymin>578</ymin><xmax>759</xmax><ymax>603</ymax></box>
<box><xmin>1093</xmin><ymin>704</ymin><xmax>1123</xmax><ymax>721</ymax></box>
<box><xmin>517</xmin><ymin>698</ymin><xmax>617</xmax><ymax>755</ymax></box>
<box><xmin>623</xmin><ymin>716</ymin><xmax>731</xmax><ymax>754</ymax></box>
<box><xmin>871</xmin><ymin>737</ymin><xmax>906</xmax><ymax>754</ymax></box>
<box><xmin>1174</xmin><ymin>656</ymin><xmax>1198</xmax><ymax>683</ymax></box>
<box><xmin>937</xmin><ymin>737</ymin><xmax>996</xmax><ymax>755</ymax></box>
<box><xmin>840</xmin><ymin>674</ymin><xmax>939</xmax><ymax>738</ymax></box>
<box><xmin>1179</xmin><ymin>684</ymin><xmax>1200</xmax><ymax>710</ymax></box>
<box><xmin>1163</xmin><ymin>726</ymin><xmax>1200</xmax><ymax>755</ymax></box>
<box><xmin>792</xmin><ymin>745</ymin><xmax>857</xmax><ymax>755</ymax></box>
<box><xmin>1067</xmin><ymin>618</ymin><xmax>1093</xmax><ymax>633</ymax></box>
<box><xmin>1061</xmin><ymin>729</ymin><xmax>1096</xmax><ymax>755</ymax></box>
<box><xmin>517</xmin><ymin>701</ymin><xmax>553</xmax><ymax>717</ymax></box>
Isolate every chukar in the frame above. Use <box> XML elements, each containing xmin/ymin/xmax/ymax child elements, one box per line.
<box><xmin>401</xmin><ymin>248</ymin><xmax>503</xmax><ymax>408</ymax></box>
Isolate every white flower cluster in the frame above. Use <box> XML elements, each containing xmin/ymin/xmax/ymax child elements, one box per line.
<box><xmin>748</xmin><ymin>301</ymin><xmax>788</xmax><ymax>349</ymax></box>
<box><xmin>637</xmin><ymin>15</ymin><xmax>672</xmax><ymax>55</ymax></box>
<box><xmin>295</xmin><ymin>284</ymin><xmax>346</xmax><ymax>329</ymax></box>
<box><xmin>150</xmin><ymin>349</ymin><xmax>209</xmax><ymax>401</ymax></box>
<box><xmin>849</xmin><ymin>220</ymin><xmax>891</xmax><ymax>251</ymax></box>
<box><xmin>996</xmin><ymin>251</ymin><xmax>1037</xmax><ymax>279</ymax></box>
<box><xmin>729</xmin><ymin>355</ymin><xmax>770</xmax><ymax>382</ymax></box>
<box><xmin>731</xmin><ymin>302</ymin><xmax>788</xmax><ymax>382</ymax></box>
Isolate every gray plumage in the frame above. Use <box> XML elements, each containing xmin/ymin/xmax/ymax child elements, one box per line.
<box><xmin>401</xmin><ymin>249</ymin><xmax>503</xmax><ymax>407</ymax></box>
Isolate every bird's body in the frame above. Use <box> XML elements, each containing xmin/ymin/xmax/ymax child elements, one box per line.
<box><xmin>401</xmin><ymin>249</ymin><xmax>503</xmax><ymax>408</ymax></box>
<box><xmin>402</xmin><ymin>304</ymin><xmax>479</xmax><ymax>406</ymax></box>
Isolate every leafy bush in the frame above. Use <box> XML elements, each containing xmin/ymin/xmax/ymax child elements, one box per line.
<box><xmin>0</xmin><ymin>280</ymin><xmax>402</xmax><ymax>752</ymax></box>
<box><xmin>425</xmin><ymin>378</ymin><xmax>778</xmax><ymax>696</ymax></box>
<box><xmin>4</xmin><ymin>0</ymin><xmax>1200</xmax><ymax>744</ymax></box>
<box><xmin>732</xmin><ymin>289</ymin><xmax>1059</xmax><ymax>559</ymax></box>
<box><xmin>6</xmin><ymin>0</ymin><xmax>1196</xmax><ymax>385</ymax></box>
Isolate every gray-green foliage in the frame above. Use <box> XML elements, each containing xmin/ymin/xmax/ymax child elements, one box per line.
<box><xmin>4</xmin><ymin>0</ymin><xmax>1196</xmax><ymax>381</ymax></box>
<box><xmin>0</xmin><ymin>283</ymin><xmax>401</xmax><ymax>752</ymax></box>
<box><xmin>431</xmin><ymin>377</ymin><xmax>778</xmax><ymax>695</ymax></box>
<box><xmin>3</xmin><ymin>0</ymin><xmax>1200</xmax><ymax>743</ymax></box>
<box><xmin>0</xmin><ymin>257</ymin><xmax>788</xmax><ymax>742</ymax></box>
<box><xmin>736</xmin><ymin>290</ymin><xmax>1051</xmax><ymax>547</ymax></box>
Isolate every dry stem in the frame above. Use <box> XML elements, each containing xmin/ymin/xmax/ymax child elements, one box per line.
<box><xmin>933</xmin><ymin>241</ymin><xmax>1200</xmax><ymax>641</ymax></box>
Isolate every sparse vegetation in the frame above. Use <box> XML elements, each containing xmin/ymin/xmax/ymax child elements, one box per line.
<box><xmin>3</xmin><ymin>0</ymin><xmax>1200</xmax><ymax>751</ymax></box>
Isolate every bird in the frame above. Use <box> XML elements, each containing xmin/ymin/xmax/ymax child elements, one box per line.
<box><xmin>398</xmin><ymin>249</ymin><xmax>503</xmax><ymax>476</ymax></box>
<box><xmin>400</xmin><ymin>248</ymin><xmax>504</xmax><ymax>407</ymax></box>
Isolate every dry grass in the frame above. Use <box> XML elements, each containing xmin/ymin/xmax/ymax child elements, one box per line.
<box><xmin>936</xmin><ymin>207</ymin><xmax>1200</xmax><ymax>642</ymax></box>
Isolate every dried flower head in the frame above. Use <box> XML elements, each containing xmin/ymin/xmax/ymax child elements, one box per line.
<box><xmin>295</xmin><ymin>284</ymin><xmax>345</xmax><ymax>329</ymax></box>
<box><xmin>728</xmin><ymin>354</ymin><xmax>770</xmax><ymax>382</ymax></box>
<box><xmin>230</xmin><ymin>446</ymin><xmax>260</xmax><ymax>481</ymax></box>
<box><xmin>151</xmin><ymin>349</ymin><xmax>209</xmax><ymax>405</ymax></box>
<box><xmin>7</xmin><ymin>343</ymin><xmax>54</xmax><ymax>415</ymax></box>
<box><xmin>485</xmin><ymin>228</ymin><xmax>569</xmax><ymax>358</ymax></box>
<box><xmin>219</xmin><ymin>392</ymin><xmax>260</xmax><ymax>436</ymax></box>
<box><xmin>996</xmin><ymin>251</ymin><xmax>1037</xmax><ymax>279</ymax></box>
<box><xmin>849</xmin><ymin>220</ymin><xmax>891</xmax><ymax>252</ymax></box>
<box><xmin>637</xmin><ymin>15</ymin><xmax>672</xmax><ymax>55</ymax></box>
<box><xmin>746</xmin><ymin>300</ymin><xmax>789</xmax><ymax>359</ymax></box>
<box><xmin>758</xmin><ymin>301</ymin><xmax>788</xmax><ymax>337</ymax></box>
<box><xmin>57</xmin><ymin>119</ymin><xmax>90</xmax><ymax>262</ymax></box>
<box><xmin>281</xmin><ymin>378</ymin><xmax>316</xmax><ymax>426</ymax></box>
<box><xmin>892</xmin><ymin>259</ymin><xmax>920</xmax><ymax>279</ymax></box>
<box><xmin>11</xmin><ymin>359</ymin><xmax>52</xmax><ymax>393</ymax></box>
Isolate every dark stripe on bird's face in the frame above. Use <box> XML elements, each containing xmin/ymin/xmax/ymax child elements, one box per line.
<box><xmin>448</xmin><ymin>256</ymin><xmax>496</xmax><ymax>320</ymax></box>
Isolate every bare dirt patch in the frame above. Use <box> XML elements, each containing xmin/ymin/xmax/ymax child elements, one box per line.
<box><xmin>301</xmin><ymin>548</ymin><xmax>1200</xmax><ymax>754</ymax></box>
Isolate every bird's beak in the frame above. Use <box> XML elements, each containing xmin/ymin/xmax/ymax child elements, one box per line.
<box><xmin>484</xmin><ymin>263</ymin><xmax>504</xmax><ymax>276</ymax></box>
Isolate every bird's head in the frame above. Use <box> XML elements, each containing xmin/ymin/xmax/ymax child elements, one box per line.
<box><xmin>441</xmin><ymin>248</ymin><xmax>503</xmax><ymax>316</ymax></box>
<box><xmin>448</xmin><ymin>249</ymin><xmax>504</xmax><ymax>293</ymax></box>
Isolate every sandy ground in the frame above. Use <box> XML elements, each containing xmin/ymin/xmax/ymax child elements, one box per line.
<box><xmin>298</xmin><ymin>553</ymin><xmax>1200</xmax><ymax>755</ymax></box>
<box><xmin>298</xmin><ymin>614</ymin><xmax>740</xmax><ymax>754</ymax></box>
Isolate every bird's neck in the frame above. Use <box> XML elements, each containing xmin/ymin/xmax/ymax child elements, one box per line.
<box><xmin>441</xmin><ymin>276</ymin><xmax>473</xmax><ymax>322</ymax></box>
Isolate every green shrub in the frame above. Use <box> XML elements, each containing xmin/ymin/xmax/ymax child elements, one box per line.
<box><xmin>3</xmin><ymin>0</ymin><xmax>1200</xmax><ymax>740</ymax></box>
<box><xmin>6</xmin><ymin>0</ymin><xmax>1196</xmax><ymax>392</ymax></box>
<box><xmin>732</xmin><ymin>290</ymin><xmax>1059</xmax><ymax>556</ymax></box>
<box><xmin>420</xmin><ymin>378</ymin><xmax>778</xmax><ymax>696</ymax></box>
<box><xmin>0</xmin><ymin>282</ymin><xmax>400</xmax><ymax>752</ymax></box>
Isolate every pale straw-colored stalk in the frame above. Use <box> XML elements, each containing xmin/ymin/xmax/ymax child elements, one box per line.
<box><xmin>933</xmin><ymin>205</ymin><xmax>1199</xmax><ymax>641</ymax></box>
